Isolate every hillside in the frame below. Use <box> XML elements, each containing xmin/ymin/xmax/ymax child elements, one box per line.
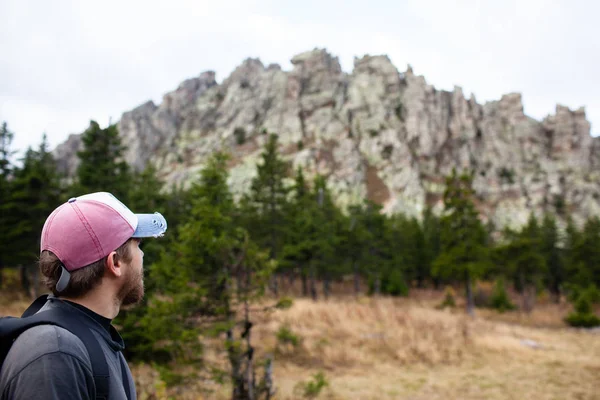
<box><xmin>53</xmin><ymin>49</ymin><xmax>600</xmax><ymax>228</ymax></box>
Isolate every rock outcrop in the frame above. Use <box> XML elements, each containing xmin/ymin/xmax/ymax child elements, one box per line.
<box><xmin>54</xmin><ymin>49</ymin><xmax>600</xmax><ymax>228</ymax></box>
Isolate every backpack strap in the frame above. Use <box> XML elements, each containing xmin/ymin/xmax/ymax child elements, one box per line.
<box><xmin>1</xmin><ymin>304</ymin><xmax>110</xmax><ymax>400</ymax></box>
<box><xmin>20</xmin><ymin>294</ymin><xmax>51</xmax><ymax>318</ymax></box>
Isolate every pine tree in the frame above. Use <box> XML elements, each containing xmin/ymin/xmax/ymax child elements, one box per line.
<box><xmin>500</xmin><ymin>214</ymin><xmax>546</xmax><ymax>312</ymax></box>
<box><xmin>568</xmin><ymin>217</ymin><xmax>600</xmax><ymax>287</ymax></box>
<box><xmin>245</xmin><ymin>133</ymin><xmax>290</xmax><ymax>295</ymax></box>
<box><xmin>127</xmin><ymin>153</ymin><xmax>275</xmax><ymax>398</ymax></box>
<box><xmin>126</xmin><ymin>164</ymin><xmax>168</xmax><ymax>267</ymax></box>
<box><xmin>432</xmin><ymin>170</ymin><xmax>489</xmax><ymax>316</ymax></box>
<box><xmin>311</xmin><ymin>175</ymin><xmax>345</xmax><ymax>299</ymax></box>
<box><xmin>75</xmin><ymin>121</ymin><xmax>131</xmax><ymax>199</ymax></box>
<box><xmin>344</xmin><ymin>203</ymin><xmax>370</xmax><ymax>296</ymax></box>
<box><xmin>360</xmin><ymin>201</ymin><xmax>390</xmax><ymax>296</ymax></box>
<box><xmin>4</xmin><ymin>135</ymin><xmax>63</xmax><ymax>294</ymax></box>
<box><xmin>5</xmin><ymin>136</ymin><xmax>63</xmax><ymax>262</ymax></box>
<box><xmin>0</xmin><ymin>122</ymin><xmax>16</xmax><ymax>286</ymax></box>
<box><xmin>422</xmin><ymin>207</ymin><xmax>441</xmax><ymax>288</ymax></box>
<box><xmin>281</xmin><ymin>167</ymin><xmax>315</xmax><ymax>297</ymax></box>
<box><xmin>540</xmin><ymin>213</ymin><xmax>564</xmax><ymax>302</ymax></box>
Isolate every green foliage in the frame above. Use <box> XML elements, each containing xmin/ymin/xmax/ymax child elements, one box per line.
<box><xmin>0</xmin><ymin>122</ymin><xmax>15</xmax><ymax>177</ymax></box>
<box><xmin>433</xmin><ymin>169</ymin><xmax>489</xmax><ymax>314</ymax></box>
<box><xmin>553</xmin><ymin>194</ymin><xmax>566</xmax><ymax>215</ymax></box>
<box><xmin>3</xmin><ymin>136</ymin><xmax>64</xmax><ymax>265</ymax></box>
<box><xmin>75</xmin><ymin>121</ymin><xmax>130</xmax><ymax>199</ymax></box>
<box><xmin>297</xmin><ymin>372</ymin><xmax>328</xmax><ymax>399</ymax></box>
<box><xmin>438</xmin><ymin>286</ymin><xmax>456</xmax><ymax>308</ymax></box>
<box><xmin>540</xmin><ymin>213</ymin><xmax>564</xmax><ymax>300</ymax></box>
<box><xmin>275</xmin><ymin>296</ymin><xmax>294</xmax><ymax>310</ymax></box>
<box><xmin>383</xmin><ymin>269</ymin><xmax>409</xmax><ymax>297</ymax></box>
<box><xmin>489</xmin><ymin>278</ymin><xmax>516</xmax><ymax>312</ymax></box>
<box><xmin>122</xmin><ymin>152</ymin><xmax>273</xmax><ymax>370</ymax></box>
<box><xmin>276</xmin><ymin>325</ymin><xmax>300</xmax><ymax>347</ymax></box>
<box><xmin>243</xmin><ymin>133</ymin><xmax>290</xmax><ymax>267</ymax></box>
<box><xmin>565</xmin><ymin>217</ymin><xmax>600</xmax><ymax>288</ymax></box>
<box><xmin>497</xmin><ymin>167</ymin><xmax>515</xmax><ymax>184</ymax></box>
<box><xmin>394</xmin><ymin>102</ymin><xmax>405</xmax><ymax>122</ymax></box>
<box><xmin>564</xmin><ymin>285</ymin><xmax>600</xmax><ymax>328</ymax></box>
<box><xmin>564</xmin><ymin>312</ymin><xmax>600</xmax><ymax>328</ymax></box>
<box><xmin>233</xmin><ymin>127</ymin><xmax>246</xmax><ymax>145</ymax></box>
<box><xmin>0</xmin><ymin>122</ymin><xmax>16</xmax><ymax>278</ymax></box>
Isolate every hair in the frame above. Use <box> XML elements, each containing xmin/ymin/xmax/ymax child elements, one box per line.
<box><xmin>40</xmin><ymin>238</ymin><xmax>135</xmax><ymax>298</ymax></box>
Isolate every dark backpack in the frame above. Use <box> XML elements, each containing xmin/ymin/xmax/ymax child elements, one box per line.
<box><xmin>0</xmin><ymin>295</ymin><xmax>130</xmax><ymax>400</ymax></box>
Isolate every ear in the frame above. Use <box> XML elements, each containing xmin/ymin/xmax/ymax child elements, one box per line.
<box><xmin>105</xmin><ymin>251</ymin><xmax>124</xmax><ymax>278</ymax></box>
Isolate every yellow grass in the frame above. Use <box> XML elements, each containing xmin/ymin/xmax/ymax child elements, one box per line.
<box><xmin>129</xmin><ymin>294</ymin><xmax>600</xmax><ymax>400</ymax></box>
<box><xmin>2</xmin><ymin>290</ymin><xmax>599</xmax><ymax>399</ymax></box>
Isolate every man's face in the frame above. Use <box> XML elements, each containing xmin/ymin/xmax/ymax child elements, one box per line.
<box><xmin>119</xmin><ymin>239</ymin><xmax>145</xmax><ymax>306</ymax></box>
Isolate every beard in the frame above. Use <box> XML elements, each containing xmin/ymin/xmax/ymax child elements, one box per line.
<box><xmin>118</xmin><ymin>264</ymin><xmax>145</xmax><ymax>306</ymax></box>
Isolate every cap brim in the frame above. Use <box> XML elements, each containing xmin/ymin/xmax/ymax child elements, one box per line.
<box><xmin>132</xmin><ymin>212</ymin><xmax>167</xmax><ymax>238</ymax></box>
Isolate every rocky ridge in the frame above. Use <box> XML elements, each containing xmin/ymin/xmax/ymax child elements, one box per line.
<box><xmin>54</xmin><ymin>49</ymin><xmax>600</xmax><ymax>228</ymax></box>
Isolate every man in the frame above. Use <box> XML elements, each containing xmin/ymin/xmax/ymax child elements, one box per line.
<box><xmin>0</xmin><ymin>192</ymin><xmax>167</xmax><ymax>399</ymax></box>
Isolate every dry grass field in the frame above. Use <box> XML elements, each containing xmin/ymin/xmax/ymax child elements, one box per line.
<box><xmin>2</xmin><ymin>285</ymin><xmax>599</xmax><ymax>400</ymax></box>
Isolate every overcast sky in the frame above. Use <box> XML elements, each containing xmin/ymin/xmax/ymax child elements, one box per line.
<box><xmin>1</xmin><ymin>0</ymin><xmax>598</xmax><ymax>156</ymax></box>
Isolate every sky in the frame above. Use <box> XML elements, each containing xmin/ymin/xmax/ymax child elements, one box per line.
<box><xmin>1</xmin><ymin>0</ymin><xmax>598</xmax><ymax>156</ymax></box>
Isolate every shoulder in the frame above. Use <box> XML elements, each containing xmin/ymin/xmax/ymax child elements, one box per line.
<box><xmin>1</xmin><ymin>325</ymin><xmax>92</xmax><ymax>381</ymax></box>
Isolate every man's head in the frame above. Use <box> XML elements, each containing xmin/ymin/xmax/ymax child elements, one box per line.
<box><xmin>39</xmin><ymin>192</ymin><xmax>167</xmax><ymax>305</ymax></box>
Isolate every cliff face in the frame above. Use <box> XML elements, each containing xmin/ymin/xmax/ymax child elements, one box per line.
<box><xmin>54</xmin><ymin>49</ymin><xmax>600</xmax><ymax>228</ymax></box>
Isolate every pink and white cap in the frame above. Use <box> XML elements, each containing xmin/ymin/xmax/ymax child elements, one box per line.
<box><xmin>41</xmin><ymin>192</ymin><xmax>167</xmax><ymax>272</ymax></box>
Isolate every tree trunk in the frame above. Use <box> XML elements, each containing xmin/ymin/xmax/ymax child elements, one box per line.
<box><xmin>373</xmin><ymin>273</ymin><xmax>381</xmax><ymax>296</ymax></box>
<box><xmin>309</xmin><ymin>264</ymin><xmax>317</xmax><ymax>301</ymax></box>
<box><xmin>262</xmin><ymin>356</ymin><xmax>274</xmax><ymax>400</ymax></box>
<box><xmin>279</xmin><ymin>273</ymin><xmax>287</xmax><ymax>294</ymax></box>
<box><xmin>353</xmin><ymin>261</ymin><xmax>360</xmax><ymax>297</ymax></box>
<box><xmin>19</xmin><ymin>264</ymin><xmax>30</xmax><ymax>295</ymax></box>
<box><xmin>550</xmin><ymin>283</ymin><xmax>561</xmax><ymax>304</ymax></box>
<box><xmin>301</xmin><ymin>267</ymin><xmax>308</xmax><ymax>297</ymax></box>
<box><xmin>227</xmin><ymin>328</ymin><xmax>244</xmax><ymax>400</ymax></box>
<box><xmin>270</xmin><ymin>274</ymin><xmax>279</xmax><ymax>297</ymax></box>
<box><xmin>522</xmin><ymin>285</ymin><xmax>536</xmax><ymax>313</ymax></box>
<box><xmin>323</xmin><ymin>273</ymin><xmax>330</xmax><ymax>300</ymax></box>
<box><xmin>416</xmin><ymin>270</ymin><xmax>425</xmax><ymax>289</ymax></box>
<box><xmin>465</xmin><ymin>272</ymin><xmax>475</xmax><ymax>317</ymax></box>
<box><xmin>288</xmin><ymin>269</ymin><xmax>296</xmax><ymax>288</ymax></box>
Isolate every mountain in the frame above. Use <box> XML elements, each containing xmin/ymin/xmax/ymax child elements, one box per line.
<box><xmin>54</xmin><ymin>48</ymin><xmax>600</xmax><ymax>228</ymax></box>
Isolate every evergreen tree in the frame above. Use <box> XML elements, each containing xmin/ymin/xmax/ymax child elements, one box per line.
<box><xmin>245</xmin><ymin>133</ymin><xmax>290</xmax><ymax>295</ymax></box>
<box><xmin>5</xmin><ymin>136</ymin><xmax>63</xmax><ymax>264</ymax></box>
<box><xmin>540</xmin><ymin>213</ymin><xmax>564</xmax><ymax>302</ymax></box>
<box><xmin>432</xmin><ymin>170</ymin><xmax>489</xmax><ymax>316</ymax></box>
<box><xmin>0</xmin><ymin>122</ymin><xmax>16</xmax><ymax>286</ymax></box>
<box><xmin>127</xmin><ymin>153</ymin><xmax>275</xmax><ymax>398</ymax></box>
<box><xmin>563</xmin><ymin>216</ymin><xmax>582</xmax><ymax>287</ymax></box>
<box><xmin>281</xmin><ymin>167</ymin><xmax>317</xmax><ymax>297</ymax></box>
<box><xmin>360</xmin><ymin>201</ymin><xmax>391</xmax><ymax>296</ymax></box>
<box><xmin>311</xmin><ymin>175</ymin><xmax>345</xmax><ymax>299</ymax></box>
<box><xmin>127</xmin><ymin>164</ymin><xmax>168</xmax><ymax>267</ymax></box>
<box><xmin>499</xmin><ymin>214</ymin><xmax>546</xmax><ymax>312</ymax></box>
<box><xmin>75</xmin><ymin>121</ymin><xmax>130</xmax><ymax>199</ymax></box>
<box><xmin>4</xmin><ymin>136</ymin><xmax>63</xmax><ymax>294</ymax></box>
<box><xmin>344</xmin><ymin>202</ymin><xmax>371</xmax><ymax>296</ymax></box>
<box><xmin>568</xmin><ymin>217</ymin><xmax>600</xmax><ymax>287</ymax></box>
<box><xmin>421</xmin><ymin>207</ymin><xmax>441</xmax><ymax>288</ymax></box>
